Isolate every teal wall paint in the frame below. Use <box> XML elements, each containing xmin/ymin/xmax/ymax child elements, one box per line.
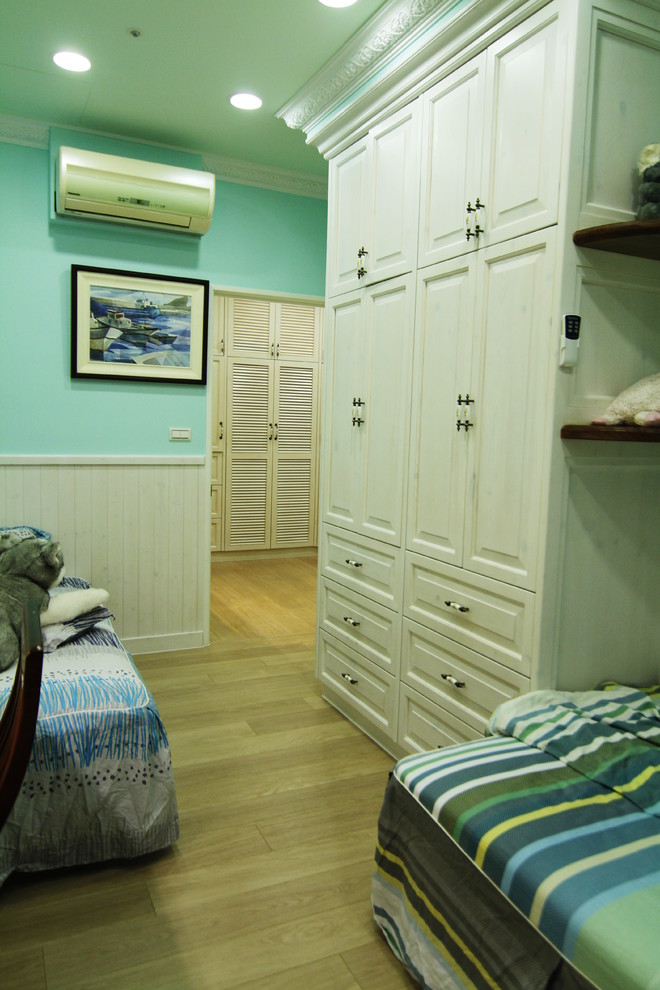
<box><xmin>0</xmin><ymin>139</ymin><xmax>327</xmax><ymax>456</ymax></box>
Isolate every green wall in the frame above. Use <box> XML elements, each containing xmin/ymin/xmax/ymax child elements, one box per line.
<box><xmin>0</xmin><ymin>138</ymin><xmax>327</xmax><ymax>457</ymax></box>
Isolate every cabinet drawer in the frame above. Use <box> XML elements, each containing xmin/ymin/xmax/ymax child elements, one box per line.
<box><xmin>319</xmin><ymin>579</ymin><xmax>401</xmax><ymax>675</ymax></box>
<box><xmin>402</xmin><ymin>618</ymin><xmax>529</xmax><ymax>737</ymax></box>
<box><xmin>321</xmin><ymin>525</ymin><xmax>403</xmax><ymax>610</ymax></box>
<box><xmin>404</xmin><ymin>553</ymin><xmax>534</xmax><ymax>674</ymax></box>
<box><xmin>318</xmin><ymin>632</ymin><xmax>397</xmax><ymax>743</ymax></box>
<box><xmin>398</xmin><ymin>683</ymin><xmax>481</xmax><ymax>754</ymax></box>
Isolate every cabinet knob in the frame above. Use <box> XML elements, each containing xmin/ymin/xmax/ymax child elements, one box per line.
<box><xmin>341</xmin><ymin>672</ymin><xmax>358</xmax><ymax>685</ymax></box>
<box><xmin>345</xmin><ymin>559</ymin><xmax>363</xmax><ymax>568</ymax></box>
<box><xmin>343</xmin><ymin>616</ymin><xmax>360</xmax><ymax>627</ymax></box>
<box><xmin>444</xmin><ymin>599</ymin><xmax>469</xmax><ymax>613</ymax></box>
<box><xmin>441</xmin><ymin>673</ymin><xmax>466</xmax><ymax>688</ymax></box>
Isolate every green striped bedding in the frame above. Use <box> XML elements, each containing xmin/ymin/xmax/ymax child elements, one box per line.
<box><xmin>373</xmin><ymin>683</ymin><xmax>660</xmax><ymax>990</ymax></box>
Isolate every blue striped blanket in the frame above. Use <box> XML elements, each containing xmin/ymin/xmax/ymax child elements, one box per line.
<box><xmin>394</xmin><ymin>683</ymin><xmax>660</xmax><ymax>990</ymax></box>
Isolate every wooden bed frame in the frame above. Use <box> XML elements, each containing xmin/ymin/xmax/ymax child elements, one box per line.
<box><xmin>0</xmin><ymin>601</ymin><xmax>44</xmax><ymax>830</ymax></box>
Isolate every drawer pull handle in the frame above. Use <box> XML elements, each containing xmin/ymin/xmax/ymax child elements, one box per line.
<box><xmin>345</xmin><ymin>559</ymin><xmax>363</xmax><ymax>568</ymax></box>
<box><xmin>343</xmin><ymin>616</ymin><xmax>360</xmax><ymax>627</ymax></box>
<box><xmin>341</xmin><ymin>672</ymin><xmax>358</xmax><ymax>685</ymax></box>
<box><xmin>444</xmin><ymin>599</ymin><xmax>469</xmax><ymax>613</ymax></box>
<box><xmin>441</xmin><ymin>673</ymin><xmax>466</xmax><ymax>689</ymax></box>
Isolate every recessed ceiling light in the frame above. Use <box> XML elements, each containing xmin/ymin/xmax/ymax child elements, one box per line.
<box><xmin>229</xmin><ymin>92</ymin><xmax>263</xmax><ymax>111</ymax></box>
<box><xmin>319</xmin><ymin>0</ymin><xmax>358</xmax><ymax>7</ymax></box>
<box><xmin>53</xmin><ymin>51</ymin><xmax>91</xmax><ymax>72</ymax></box>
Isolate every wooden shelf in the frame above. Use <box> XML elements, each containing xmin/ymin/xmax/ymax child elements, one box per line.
<box><xmin>561</xmin><ymin>424</ymin><xmax>660</xmax><ymax>443</ymax></box>
<box><xmin>573</xmin><ymin>219</ymin><xmax>660</xmax><ymax>260</ymax></box>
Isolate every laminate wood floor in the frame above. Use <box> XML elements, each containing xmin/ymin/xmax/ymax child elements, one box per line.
<box><xmin>0</xmin><ymin>555</ymin><xmax>417</xmax><ymax>990</ymax></box>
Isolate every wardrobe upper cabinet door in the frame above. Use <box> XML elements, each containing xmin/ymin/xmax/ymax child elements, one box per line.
<box><xmin>418</xmin><ymin>54</ymin><xmax>486</xmax><ymax>268</ymax></box>
<box><xmin>276</xmin><ymin>302</ymin><xmax>322</xmax><ymax>362</ymax></box>
<box><xmin>326</xmin><ymin>101</ymin><xmax>421</xmax><ymax>297</ymax></box>
<box><xmin>326</xmin><ymin>139</ymin><xmax>370</xmax><ymax>298</ymax></box>
<box><xmin>366</xmin><ymin>101</ymin><xmax>421</xmax><ymax>287</ymax></box>
<box><xmin>225</xmin><ymin>296</ymin><xmax>274</xmax><ymax>358</ymax></box>
<box><xmin>482</xmin><ymin>2</ymin><xmax>566</xmax><ymax>245</ymax></box>
<box><xmin>406</xmin><ymin>258</ymin><xmax>476</xmax><ymax>565</ymax></box>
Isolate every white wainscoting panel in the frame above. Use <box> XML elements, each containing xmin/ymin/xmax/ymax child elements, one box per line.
<box><xmin>0</xmin><ymin>461</ymin><xmax>210</xmax><ymax>654</ymax></box>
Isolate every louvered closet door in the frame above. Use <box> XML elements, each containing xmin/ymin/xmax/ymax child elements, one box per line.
<box><xmin>271</xmin><ymin>362</ymin><xmax>318</xmax><ymax>547</ymax></box>
<box><xmin>225</xmin><ymin>358</ymin><xmax>274</xmax><ymax>550</ymax></box>
<box><xmin>225</xmin><ymin>296</ymin><xmax>273</xmax><ymax>358</ymax></box>
<box><xmin>276</xmin><ymin>302</ymin><xmax>321</xmax><ymax>362</ymax></box>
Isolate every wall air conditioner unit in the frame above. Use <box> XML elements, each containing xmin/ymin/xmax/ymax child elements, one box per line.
<box><xmin>56</xmin><ymin>146</ymin><xmax>215</xmax><ymax>235</ymax></box>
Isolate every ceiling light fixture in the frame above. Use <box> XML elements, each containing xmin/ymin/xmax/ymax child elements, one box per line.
<box><xmin>53</xmin><ymin>51</ymin><xmax>91</xmax><ymax>72</ymax></box>
<box><xmin>319</xmin><ymin>0</ymin><xmax>358</xmax><ymax>7</ymax></box>
<box><xmin>229</xmin><ymin>93</ymin><xmax>263</xmax><ymax>110</ymax></box>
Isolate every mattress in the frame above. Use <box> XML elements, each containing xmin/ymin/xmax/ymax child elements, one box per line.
<box><xmin>373</xmin><ymin>683</ymin><xmax>660</xmax><ymax>990</ymax></box>
<box><xmin>0</xmin><ymin>588</ymin><xmax>179</xmax><ymax>885</ymax></box>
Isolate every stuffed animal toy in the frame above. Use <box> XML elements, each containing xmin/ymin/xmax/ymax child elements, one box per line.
<box><xmin>637</xmin><ymin>144</ymin><xmax>660</xmax><ymax>220</ymax></box>
<box><xmin>592</xmin><ymin>371</ymin><xmax>660</xmax><ymax>427</ymax></box>
<box><xmin>0</xmin><ymin>537</ymin><xmax>108</xmax><ymax>671</ymax></box>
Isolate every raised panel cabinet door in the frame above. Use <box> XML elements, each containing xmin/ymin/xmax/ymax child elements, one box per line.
<box><xmin>482</xmin><ymin>1</ymin><xmax>565</xmax><ymax>245</ymax></box>
<box><xmin>271</xmin><ymin>361</ymin><xmax>318</xmax><ymax>548</ymax></box>
<box><xmin>224</xmin><ymin>358</ymin><xmax>274</xmax><ymax>550</ymax></box>
<box><xmin>418</xmin><ymin>53</ymin><xmax>486</xmax><ymax>268</ymax></box>
<box><xmin>406</xmin><ymin>257</ymin><xmax>476</xmax><ymax>565</ymax></box>
<box><xmin>326</xmin><ymin>138</ymin><xmax>369</xmax><ymax>297</ymax></box>
<box><xmin>366</xmin><ymin>99</ymin><xmax>421</xmax><ymax>286</ymax></box>
<box><xmin>224</xmin><ymin>295</ymin><xmax>274</xmax><ymax>358</ymax></box>
<box><xmin>360</xmin><ymin>275</ymin><xmax>414</xmax><ymax>547</ymax></box>
<box><xmin>322</xmin><ymin>292</ymin><xmax>365</xmax><ymax>532</ymax></box>
<box><xmin>463</xmin><ymin>228</ymin><xmax>557</xmax><ymax>590</ymax></box>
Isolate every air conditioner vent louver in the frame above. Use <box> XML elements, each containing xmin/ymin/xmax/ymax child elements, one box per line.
<box><xmin>56</xmin><ymin>147</ymin><xmax>215</xmax><ymax>235</ymax></box>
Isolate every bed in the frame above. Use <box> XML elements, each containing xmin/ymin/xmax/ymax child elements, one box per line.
<box><xmin>0</xmin><ymin>569</ymin><xmax>179</xmax><ymax>886</ymax></box>
<box><xmin>372</xmin><ymin>682</ymin><xmax>660</xmax><ymax>990</ymax></box>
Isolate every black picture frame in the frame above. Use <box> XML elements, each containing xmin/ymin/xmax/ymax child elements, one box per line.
<box><xmin>71</xmin><ymin>264</ymin><xmax>209</xmax><ymax>384</ymax></box>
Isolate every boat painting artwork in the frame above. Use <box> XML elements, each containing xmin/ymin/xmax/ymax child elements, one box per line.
<box><xmin>71</xmin><ymin>265</ymin><xmax>209</xmax><ymax>384</ymax></box>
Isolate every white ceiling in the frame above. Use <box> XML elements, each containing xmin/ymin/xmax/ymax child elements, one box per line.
<box><xmin>0</xmin><ymin>0</ymin><xmax>389</xmax><ymax>178</ymax></box>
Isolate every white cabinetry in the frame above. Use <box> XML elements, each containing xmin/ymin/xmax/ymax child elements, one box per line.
<box><xmin>418</xmin><ymin>5</ymin><xmax>565</xmax><ymax>267</ymax></box>
<box><xmin>408</xmin><ymin>228</ymin><xmax>556</xmax><ymax>591</ymax></box>
<box><xmin>214</xmin><ymin>294</ymin><xmax>323</xmax><ymax>553</ymax></box>
<box><xmin>314</xmin><ymin>0</ymin><xmax>660</xmax><ymax>757</ymax></box>
<box><xmin>322</xmin><ymin>275</ymin><xmax>414</xmax><ymax>547</ymax></box>
<box><xmin>326</xmin><ymin>102</ymin><xmax>421</xmax><ymax>297</ymax></box>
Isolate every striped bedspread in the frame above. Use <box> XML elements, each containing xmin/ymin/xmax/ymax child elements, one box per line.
<box><xmin>0</xmin><ymin>591</ymin><xmax>179</xmax><ymax>885</ymax></box>
<box><xmin>388</xmin><ymin>683</ymin><xmax>660</xmax><ymax>990</ymax></box>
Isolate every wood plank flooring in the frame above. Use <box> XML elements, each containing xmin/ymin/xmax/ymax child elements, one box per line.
<box><xmin>0</xmin><ymin>555</ymin><xmax>417</xmax><ymax>990</ymax></box>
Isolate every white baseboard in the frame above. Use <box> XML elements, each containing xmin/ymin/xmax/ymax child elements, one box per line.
<box><xmin>125</xmin><ymin>630</ymin><xmax>206</xmax><ymax>656</ymax></box>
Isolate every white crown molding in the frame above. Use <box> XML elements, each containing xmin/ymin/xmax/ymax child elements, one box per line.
<box><xmin>278</xmin><ymin>0</ymin><xmax>550</xmax><ymax>158</ymax></box>
<box><xmin>201</xmin><ymin>153</ymin><xmax>327</xmax><ymax>199</ymax></box>
<box><xmin>277</xmin><ymin>0</ymin><xmax>451</xmax><ymax>137</ymax></box>
<box><xmin>0</xmin><ymin>113</ymin><xmax>328</xmax><ymax>199</ymax></box>
<box><xmin>0</xmin><ymin>113</ymin><xmax>49</xmax><ymax>148</ymax></box>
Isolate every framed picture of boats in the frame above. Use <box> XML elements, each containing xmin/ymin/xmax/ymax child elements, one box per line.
<box><xmin>71</xmin><ymin>265</ymin><xmax>209</xmax><ymax>384</ymax></box>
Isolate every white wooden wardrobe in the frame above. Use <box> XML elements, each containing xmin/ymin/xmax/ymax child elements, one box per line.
<box><xmin>311</xmin><ymin>0</ymin><xmax>660</xmax><ymax>756</ymax></box>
